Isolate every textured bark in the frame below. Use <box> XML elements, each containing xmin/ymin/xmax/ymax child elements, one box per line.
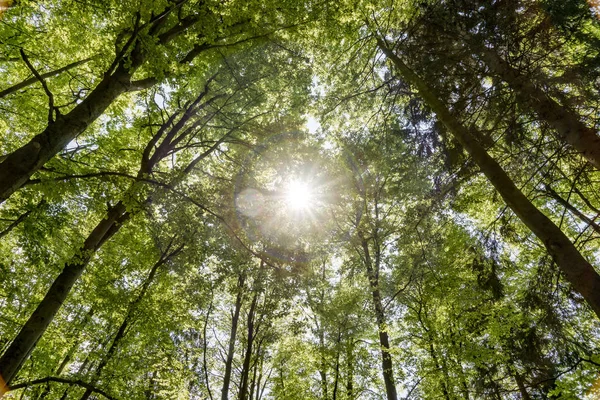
<box><xmin>378</xmin><ymin>39</ymin><xmax>600</xmax><ymax>319</ymax></box>
<box><xmin>480</xmin><ymin>48</ymin><xmax>600</xmax><ymax>169</ymax></box>
<box><xmin>360</xmin><ymin>235</ymin><xmax>398</xmax><ymax>400</ymax></box>
<box><xmin>222</xmin><ymin>274</ymin><xmax>245</xmax><ymax>400</ymax></box>
<box><xmin>0</xmin><ymin>201</ymin><xmax>129</xmax><ymax>385</ymax></box>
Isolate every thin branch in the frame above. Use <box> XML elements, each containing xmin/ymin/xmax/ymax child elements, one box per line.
<box><xmin>8</xmin><ymin>377</ymin><xmax>116</xmax><ymax>400</ymax></box>
<box><xmin>19</xmin><ymin>49</ymin><xmax>57</xmax><ymax>123</ymax></box>
<box><xmin>0</xmin><ymin>56</ymin><xmax>93</xmax><ymax>98</ymax></box>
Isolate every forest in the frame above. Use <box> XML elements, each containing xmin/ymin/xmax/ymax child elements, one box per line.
<box><xmin>0</xmin><ymin>0</ymin><xmax>599</xmax><ymax>398</ymax></box>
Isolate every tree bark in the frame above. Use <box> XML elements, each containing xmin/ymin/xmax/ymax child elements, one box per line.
<box><xmin>222</xmin><ymin>273</ymin><xmax>245</xmax><ymax>400</ymax></box>
<box><xmin>238</xmin><ymin>290</ymin><xmax>258</xmax><ymax>400</ymax></box>
<box><xmin>377</xmin><ymin>38</ymin><xmax>600</xmax><ymax>319</ymax></box>
<box><xmin>480</xmin><ymin>48</ymin><xmax>600</xmax><ymax>169</ymax></box>
<box><xmin>0</xmin><ymin>63</ymin><xmax>141</xmax><ymax>203</ymax></box>
<box><xmin>0</xmin><ymin>201</ymin><xmax>129</xmax><ymax>385</ymax></box>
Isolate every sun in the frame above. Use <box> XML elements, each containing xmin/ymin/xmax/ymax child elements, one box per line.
<box><xmin>285</xmin><ymin>179</ymin><xmax>314</xmax><ymax>211</ymax></box>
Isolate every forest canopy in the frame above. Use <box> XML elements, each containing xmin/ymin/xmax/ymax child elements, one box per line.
<box><xmin>1</xmin><ymin>0</ymin><xmax>600</xmax><ymax>399</ymax></box>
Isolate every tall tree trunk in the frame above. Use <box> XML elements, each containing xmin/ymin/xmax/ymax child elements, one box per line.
<box><xmin>222</xmin><ymin>273</ymin><xmax>245</xmax><ymax>400</ymax></box>
<box><xmin>332</xmin><ymin>331</ymin><xmax>341</xmax><ymax>400</ymax></box>
<box><xmin>359</xmin><ymin>234</ymin><xmax>398</xmax><ymax>400</ymax></box>
<box><xmin>318</xmin><ymin>329</ymin><xmax>328</xmax><ymax>400</ymax></box>
<box><xmin>480</xmin><ymin>48</ymin><xmax>600</xmax><ymax>169</ymax></box>
<box><xmin>0</xmin><ymin>79</ymin><xmax>223</xmax><ymax>384</ymax></box>
<box><xmin>377</xmin><ymin>38</ymin><xmax>600</xmax><ymax>319</ymax></box>
<box><xmin>0</xmin><ymin>201</ymin><xmax>129</xmax><ymax>385</ymax></box>
<box><xmin>238</xmin><ymin>290</ymin><xmax>258</xmax><ymax>400</ymax></box>
<box><xmin>346</xmin><ymin>340</ymin><xmax>354</xmax><ymax>400</ymax></box>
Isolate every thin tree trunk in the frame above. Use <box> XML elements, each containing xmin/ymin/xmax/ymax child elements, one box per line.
<box><xmin>0</xmin><ymin>57</ymin><xmax>93</xmax><ymax>99</ymax></box>
<box><xmin>480</xmin><ymin>48</ymin><xmax>600</xmax><ymax>169</ymax></box>
<box><xmin>203</xmin><ymin>297</ymin><xmax>215</xmax><ymax>400</ymax></box>
<box><xmin>360</xmin><ymin>234</ymin><xmax>398</xmax><ymax>400</ymax></box>
<box><xmin>428</xmin><ymin>342</ymin><xmax>451</xmax><ymax>400</ymax></box>
<box><xmin>0</xmin><ymin>201</ymin><xmax>129</xmax><ymax>385</ymax></box>
<box><xmin>36</xmin><ymin>308</ymin><xmax>94</xmax><ymax>399</ymax></box>
<box><xmin>332</xmin><ymin>331</ymin><xmax>341</xmax><ymax>400</ymax></box>
<box><xmin>238</xmin><ymin>290</ymin><xmax>258</xmax><ymax>400</ymax></box>
<box><xmin>319</xmin><ymin>330</ymin><xmax>328</xmax><ymax>400</ymax></box>
<box><xmin>377</xmin><ymin>38</ymin><xmax>600</xmax><ymax>319</ymax></box>
<box><xmin>222</xmin><ymin>273</ymin><xmax>245</xmax><ymax>400</ymax></box>
<box><xmin>79</xmin><ymin>247</ymin><xmax>180</xmax><ymax>400</ymax></box>
<box><xmin>513</xmin><ymin>372</ymin><xmax>531</xmax><ymax>400</ymax></box>
<box><xmin>346</xmin><ymin>340</ymin><xmax>354</xmax><ymax>400</ymax></box>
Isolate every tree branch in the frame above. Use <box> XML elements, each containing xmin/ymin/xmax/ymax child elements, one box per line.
<box><xmin>8</xmin><ymin>376</ymin><xmax>116</xmax><ymax>400</ymax></box>
<box><xmin>19</xmin><ymin>49</ymin><xmax>57</xmax><ymax>123</ymax></box>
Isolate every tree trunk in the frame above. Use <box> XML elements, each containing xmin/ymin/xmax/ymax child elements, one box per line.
<box><xmin>377</xmin><ymin>38</ymin><xmax>600</xmax><ymax>319</ymax></box>
<box><xmin>360</xmin><ymin>235</ymin><xmax>398</xmax><ymax>400</ymax></box>
<box><xmin>346</xmin><ymin>341</ymin><xmax>354</xmax><ymax>400</ymax></box>
<box><xmin>0</xmin><ymin>64</ymin><xmax>139</xmax><ymax>203</ymax></box>
<box><xmin>222</xmin><ymin>273</ymin><xmax>245</xmax><ymax>400</ymax></box>
<box><xmin>0</xmin><ymin>1</ymin><xmax>195</xmax><ymax>203</ymax></box>
<box><xmin>0</xmin><ymin>201</ymin><xmax>129</xmax><ymax>385</ymax></box>
<box><xmin>480</xmin><ymin>48</ymin><xmax>600</xmax><ymax>169</ymax></box>
<box><xmin>79</xmin><ymin>249</ymin><xmax>176</xmax><ymax>400</ymax></box>
<box><xmin>238</xmin><ymin>290</ymin><xmax>258</xmax><ymax>400</ymax></box>
<box><xmin>332</xmin><ymin>332</ymin><xmax>341</xmax><ymax>400</ymax></box>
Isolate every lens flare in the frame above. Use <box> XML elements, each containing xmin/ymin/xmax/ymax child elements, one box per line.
<box><xmin>285</xmin><ymin>180</ymin><xmax>313</xmax><ymax>211</ymax></box>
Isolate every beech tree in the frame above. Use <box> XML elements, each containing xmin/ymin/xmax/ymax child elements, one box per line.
<box><xmin>1</xmin><ymin>0</ymin><xmax>600</xmax><ymax>399</ymax></box>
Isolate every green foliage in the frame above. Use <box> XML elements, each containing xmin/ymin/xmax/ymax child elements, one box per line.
<box><xmin>1</xmin><ymin>0</ymin><xmax>600</xmax><ymax>399</ymax></box>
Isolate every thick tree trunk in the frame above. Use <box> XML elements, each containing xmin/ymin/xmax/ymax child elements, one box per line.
<box><xmin>480</xmin><ymin>48</ymin><xmax>600</xmax><ymax>169</ymax></box>
<box><xmin>238</xmin><ymin>291</ymin><xmax>258</xmax><ymax>400</ymax></box>
<box><xmin>360</xmin><ymin>235</ymin><xmax>398</xmax><ymax>400</ymax></box>
<box><xmin>222</xmin><ymin>274</ymin><xmax>245</xmax><ymax>400</ymax></box>
<box><xmin>378</xmin><ymin>39</ymin><xmax>600</xmax><ymax>319</ymax></box>
<box><xmin>0</xmin><ymin>201</ymin><xmax>129</xmax><ymax>385</ymax></box>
